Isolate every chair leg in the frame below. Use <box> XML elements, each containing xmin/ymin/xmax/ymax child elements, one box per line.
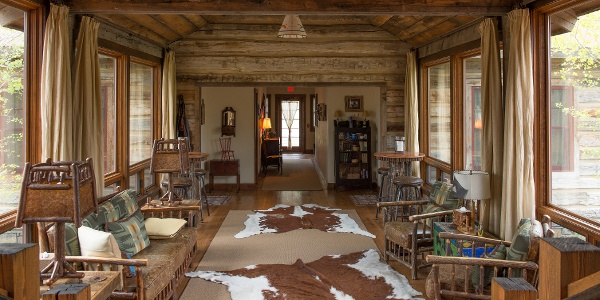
<box><xmin>375</xmin><ymin>173</ymin><xmax>387</xmax><ymax>220</ymax></box>
<box><xmin>200</xmin><ymin>175</ymin><xmax>210</xmax><ymax>216</ymax></box>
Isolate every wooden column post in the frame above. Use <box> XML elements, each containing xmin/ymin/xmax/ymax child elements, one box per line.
<box><xmin>0</xmin><ymin>243</ymin><xmax>40</xmax><ymax>299</ymax></box>
<box><xmin>491</xmin><ymin>277</ymin><xmax>537</xmax><ymax>300</ymax></box>
<box><xmin>538</xmin><ymin>237</ymin><xmax>600</xmax><ymax>300</ymax></box>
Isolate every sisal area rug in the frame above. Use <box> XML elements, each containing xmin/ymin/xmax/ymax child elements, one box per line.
<box><xmin>350</xmin><ymin>194</ymin><xmax>379</xmax><ymax>206</ymax></box>
<box><xmin>261</xmin><ymin>159</ymin><xmax>322</xmax><ymax>191</ymax></box>
<box><xmin>180</xmin><ymin>210</ymin><xmax>421</xmax><ymax>300</ymax></box>
<box><xmin>234</xmin><ymin>204</ymin><xmax>375</xmax><ymax>238</ymax></box>
<box><xmin>206</xmin><ymin>195</ymin><xmax>231</xmax><ymax>206</ymax></box>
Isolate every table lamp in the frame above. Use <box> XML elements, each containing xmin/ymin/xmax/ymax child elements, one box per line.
<box><xmin>334</xmin><ymin>110</ymin><xmax>342</xmax><ymax>126</ymax></box>
<box><xmin>262</xmin><ymin>117</ymin><xmax>272</xmax><ymax>139</ymax></box>
<box><xmin>452</xmin><ymin>170</ymin><xmax>491</xmax><ymax>235</ymax></box>
<box><xmin>16</xmin><ymin>158</ymin><xmax>98</xmax><ymax>286</ymax></box>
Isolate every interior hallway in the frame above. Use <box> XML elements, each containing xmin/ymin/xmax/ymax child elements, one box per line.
<box><xmin>177</xmin><ymin>154</ymin><xmax>431</xmax><ymax>298</ymax></box>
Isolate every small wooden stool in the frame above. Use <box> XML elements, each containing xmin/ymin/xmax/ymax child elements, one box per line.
<box><xmin>491</xmin><ymin>277</ymin><xmax>536</xmax><ymax>300</ymax></box>
<box><xmin>393</xmin><ymin>176</ymin><xmax>423</xmax><ymax>201</ymax></box>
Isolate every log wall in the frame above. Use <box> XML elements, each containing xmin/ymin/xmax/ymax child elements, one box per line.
<box><xmin>171</xmin><ymin>23</ymin><xmax>410</xmax><ymax>137</ymax></box>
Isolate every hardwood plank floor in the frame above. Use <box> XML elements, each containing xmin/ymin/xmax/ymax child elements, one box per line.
<box><xmin>177</xmin><ymin>157</ymin><xmax>432</xmax><ymax>299</ymax></box>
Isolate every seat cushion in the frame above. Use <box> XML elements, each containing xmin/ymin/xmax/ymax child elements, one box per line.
<box><xmin>426</xmin><ymin>264</ymin><xmax>474</xmax><ymax>298</ymax></box>
<box><xmin>132</xmin><ymin>226</ymin><xmax>197</xmax><ymax>299</ymax></box>
<box><xmin>384</xmin><ymin>221</ymin><xmax>431</xmax><ymax>249</ymax></box>
<box><xmin>144</xmin><ymin>217</ymin><xmax>188</xmax><ymax>239</ymax></box>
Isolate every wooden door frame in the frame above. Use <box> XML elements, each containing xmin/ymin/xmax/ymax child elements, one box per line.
<box><xmin>275</xmin><ymin>94</ymin><xmax>305</xmax><ymax>153</ymax></box>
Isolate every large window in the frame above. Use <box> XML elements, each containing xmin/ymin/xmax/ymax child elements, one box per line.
<box><xmin>548</xmin><ymin>8</ymin><xmax>600</xmax><ymax>225</ymax></box>
<box><xmin>427</xmin><ymin>62</ymin><xmax>452</xmax><ymax>164</ymax></box>
<box><xmin>129</xmin><ymin>60</ymin><xmax>154</xmax><ymax>165</ymax></box>
<box><xmin>100</xmin><ymin>53</ymin><xmax>118</xmax><ymax>174</ymax></box>
<box><xmin>0</xmin><ymin>11</ymin><xmax>25</xmax><ymax>216</ymax></box>
<box><xmin>535</xmin><ymin>0</ymin><xmax>600</xmax><ymax>244</ymax></box>
<box><xmin>463</xmin><ymin>55</ymin><xmax>482</xmax><ymax>171</ymax></box>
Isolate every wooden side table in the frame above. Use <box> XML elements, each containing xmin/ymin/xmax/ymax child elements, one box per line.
<box><xmin>140</xmin><ymin>199</ymin><xmax>201</xmax><ymax>227</ymax></box>
<box><xmin>433</xmin><ymin>222</ymin><xmax>497</xmax><ymax>257</ymax></box>
<box><xmin>40</xmin><ymin>271</ymin><xmax>120</xmax><ymax>300</ymax></box>
<box><xmin>209</xmin><ymin>159</ymin><xmax>240</xmax><ymax>192</ymax></box>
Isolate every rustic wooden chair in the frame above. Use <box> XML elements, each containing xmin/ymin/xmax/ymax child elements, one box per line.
<box><xmin>425</xmin><ymin>215</ymin><xmax>555</xmax><ymax>300</ymax></box>
<box><xmin>261</xmin><ymin>137</ymin><xmax>282</xmax><ymax>175</ymax></box>
<box><xmin>377</xmin><ymin>179</ymin><xmax>458</xmax><ymax>280</ymax></box>
<box><xmin>150</xmin><ymin>138</ymin><xmax>190</xmax><ymax>205</ymax></box>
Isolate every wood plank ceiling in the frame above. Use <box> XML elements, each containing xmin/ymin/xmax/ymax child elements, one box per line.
<box><xmin>66</xmin><ymin>0</ymin><xmax>523</xmax><ymax>49</ymax></box>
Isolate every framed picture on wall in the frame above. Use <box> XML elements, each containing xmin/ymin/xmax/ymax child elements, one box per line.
<box><xmin>345</xmin><ymin>96</ymin><xmax>363</xmax><ymax>112</ymax></box>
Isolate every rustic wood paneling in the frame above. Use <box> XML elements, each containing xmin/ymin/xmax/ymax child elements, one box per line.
<box><xmin>125</xmin><ymin>14</ymin><xmax>183</xmax><ymax>42</ymax></box>
<box><xmin>152</xmin><ymin>14</ymin><xmax>197</xmax><ymax>38</ymax></box>
<box><xmin>96</xmin><ymin>14</ymin><xmax>168</xmax><ymax>46</ymax></box>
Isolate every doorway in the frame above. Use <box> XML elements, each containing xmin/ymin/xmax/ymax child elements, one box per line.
<box><xmin>275</xmin><ymin>94</ymin><xmax>305</xmax><ymax>153</ymax></box>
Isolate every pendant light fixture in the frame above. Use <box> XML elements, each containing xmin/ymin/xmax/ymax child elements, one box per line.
<box><xmin>278</xmin><ymin>15</ymin><xmax>307</xmax><ymax>38</ymax></box>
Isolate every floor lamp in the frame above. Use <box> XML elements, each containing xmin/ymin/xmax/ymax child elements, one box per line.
<box><xmin>16</xmin><ymin>158</ymin><xmax>98</xmax><ymax>286</ymax></box>
<box><xmin>453</xmin><ymin>170</ymin><xmax>491</xmax><ymax>235</ymax></box>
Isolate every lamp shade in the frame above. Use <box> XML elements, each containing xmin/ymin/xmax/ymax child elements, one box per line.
<box><xmin>263</xmin><ymin>117</ymin><xmax>272</xmax><ymax>129</ymax></box>
<box><xmin>453</xmin><ymin>170</ymin><xmax>491</xmax><ymax>200</ymax></box>
<box><xmin>278</xmin><ymin>15</ymin><xmax>307</xmax><ymax>38</ymax></box>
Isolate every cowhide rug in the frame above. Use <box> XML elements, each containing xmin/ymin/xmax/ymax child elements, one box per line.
<box><xmin>234</xmin><ymin>204</ymin><xmax>375</xmax><ymax>239</ymax></box>
<box><xmin>186</xmin><ymin>249</ymin><xmax>422</xmax><ymax>300</ymax></box>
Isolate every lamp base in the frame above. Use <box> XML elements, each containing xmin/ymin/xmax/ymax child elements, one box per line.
<box><xmin>40</xmin><ymin>222</ymin><xmax>85</xmax><ymax>286</ymax></box>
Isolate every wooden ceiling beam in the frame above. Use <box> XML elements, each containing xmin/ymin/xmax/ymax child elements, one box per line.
<box><xmin>68</xmin><ymin>0</ymin><xmax>513</xmax><ymax>16</ymax></box>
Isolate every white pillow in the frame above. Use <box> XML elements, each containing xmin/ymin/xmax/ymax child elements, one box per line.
<box><xmin>78</xmin><ymin>226</ymin><xmax>121</xmax><ymax>258</ymax></box>
<box><xmin>144</xmin><ymin>218</ymin><xmax>187</xmax><ymax>239</ymax></box>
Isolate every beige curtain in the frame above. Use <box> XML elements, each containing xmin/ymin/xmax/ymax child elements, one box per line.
<box><xmin>162</xmin><ymin>50</ymin><xmax>177</xmax><ymax>140</ymax></box>
<box><xmin>479</xmin><ymin>18</ymin><xmax>504</xmax><ymax>237</ymax></box>
<box><xmin>405</xmin><ymin>51</ymin><xmax>420</xmax><ymax>177</ymax></box>
<box><xmin>41</xmin><ymin>4</ymin><xmax>72</xmax><ymax>161</ymax></box>
<box><xmin>73</xmin><ymin>17</ymin><xmax>103</xmax><ymax>194</ymax></box>
<box><xmin>501</xmin><ymin>9</ymin><xmax>535</xmax><ymax>239</ymax></box>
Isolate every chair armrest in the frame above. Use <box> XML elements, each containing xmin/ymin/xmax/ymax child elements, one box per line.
<box><xmin>409</xmin><ymin>209</ymin><xmax>453</xmax><ymax>221</ymax></box>
<box><xmin>65</xmin><ymin>256</ymin><xmax>148</xmax><ymax>267</ymax></box>
<box><xmin>426</xmin><ymin>255</ymin><xmax>538</xmax><ymax>270</ymax></box>
<box><xmin>438</xmin><ymin>232</ymin><xmax>511</xmax><ymax>247</ymax></box>
<box><xmin>376</xmin><ymin>200</ymin><xmax>430</xmax><ymax>208</ymax></box>
<box><xmin>65</xmin><ymin>256</ymin><xmax>148</xmax><ymax>300</ymax></box>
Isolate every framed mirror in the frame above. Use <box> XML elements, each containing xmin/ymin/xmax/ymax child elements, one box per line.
<box><xmin>222</xmin><ymin>107</ymin><xmax>236</xmax><ymax>136</ymax></box>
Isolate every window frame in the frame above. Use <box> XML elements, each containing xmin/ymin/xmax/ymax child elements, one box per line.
<box><xmin>0</xmin><ymin>0</ymin><xmax>43</xmax><ymax>236</ymax></box>
<box><xmin>533</xmin><ymin>0</ymin><xmax>600</xmax><ymax>245</ymax></box>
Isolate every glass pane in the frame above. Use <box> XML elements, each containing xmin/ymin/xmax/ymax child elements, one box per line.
<box><xmin>0</xmin><ymin>227</ymin><xmax>22</xmax><ymax>243</ymax></box>
<box><xmin>281</xmin><ymin>100</ymin><xmax>300</xmax><ymax>149</ymax></box>
<box><xmin>103</xmin><ymin>182</ymin><xmax>120</xmax><ymax>196</ymax></box>
<box><xmin>428</xmin><ymin>62</ymin><xmax>451</xmax><ymax>163</ymax></box>
<box><xmin>0</xmin><ymin>11</ymin><xmax>26</xmax><ymax>215</ymax></box>
<box><xmin>551</xmin><ymin>222</ymin><xmax>586</xmax><ymax>240</ymax></box>
<box><xmin>463</xmin><ymin>56</ymin><xmax>482</xmax><ymax>171</ymax></box>
<box><xmin>426</xmin><ymin>165</ymin><xmax>437</xmax><ymax>185</ymax></box>
<box><xmin>129</xmin><ymin>173</ymin><xmax>139</xmax><ymax>193</ymax></box>
<box><xmin>129</xmin><ymin>61</ymin><xmax>153</xmax><ymax>165</ymax></box>
<box><xmin>144</xmin><ymin>167</ymin><xmax>154</xmax><ymax>189</ymax></box>
<box><xmin>100</xmin><ymin>54</ymin><xmax>117</xmax><ymax>174</ymax></box>
<box><xmin>549</xmin><ymin>10</ymin><xmax>600</xmax><ymax>223</ymax></box>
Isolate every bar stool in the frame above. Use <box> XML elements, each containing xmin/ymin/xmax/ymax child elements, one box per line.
<box><xmin>375</xmin><ymin>166</ymin><xmax>390</xmax><ymax>220</ymax></box>
<box><xmin>392</xmin><ymin>176</ymin><xmax>423</xmax><ymax>220</ymax></box>
<box><xmin>194</xmin><ymin>168</ymin><xmax>210</xmax><ymax>221</ymax></box>
<box><xmin>393</xmin><ymin>176</ymin><xmax>424</xmax><ymax>202</ymax></box>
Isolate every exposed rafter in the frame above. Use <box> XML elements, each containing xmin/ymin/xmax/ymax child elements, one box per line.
<box><xmin>68</xmin><ymin>0</ymin><xmax>514</xmax><ymax>16</ymax></box>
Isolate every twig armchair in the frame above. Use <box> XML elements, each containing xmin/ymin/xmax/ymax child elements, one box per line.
<box><xmin>425</xmin><ymin>215</ymin><xmax>555</xmax><ymax>300</ymax></box>
<box><xmin>377</xmin><ymin>179</ymin><xmax>458</xmax><ymax>280</ymax></box>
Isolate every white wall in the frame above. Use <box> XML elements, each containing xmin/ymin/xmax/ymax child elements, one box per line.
<box><xmin>201</xmin><ymin>87</ymin><xmax>256</xmax><ymax>185</ymax></box>
<box><xmin>323</xmin><ymin>86</ymin><xmax>381</xmax><ymax>184</ymax></box>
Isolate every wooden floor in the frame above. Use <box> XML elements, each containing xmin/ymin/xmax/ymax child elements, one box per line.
<box><xmin>177</xmin><ymin>155</ymin><xmax>431</xmax><ymax>299</ymax></box>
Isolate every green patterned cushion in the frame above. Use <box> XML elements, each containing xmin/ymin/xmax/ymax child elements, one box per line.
<box><xmin>120</xmin><ymin>189</ymin><xmax>139</xmax><ymax>216</ymax></box>
<box><xmin>64</xmin><ymin>223</ymin><xmax>81</xmax><ymax>256</ymax></box>
<box><xmin>472</xmin><ymin>244</ymin><xmax>507</xmax><ymax>288</ymax></box>
<box><xmin>506</xmin><ymin>219</ymin><xmax>533</xmax><ymax>262</ymax></box>
<box><xmin>434</xmin><ymin>180</ymin><xmax>453</xmax><ymax>206</ymax></box>
<box><xmin>106</xmin><ymin>209</ymin><xmax>150</xmax><ymax>256</ymax></box>
<box><xmin>109</xmin><ymin>191</ymin><xmax>132</xmax><ymax>220</ymax></box>
<box><xmin>82</xmin><ymin>213</ymin><xmax>101</xmax><ymax>231</ymax></box>
<box><xmin>97</xmin><ymin>201</ymin><xmax>121</xmax><ymax>226</ymax></box>
<box><xmin>422</xmin><ymin>204</ymin><xmax>445</xmax><ymax>228</ymax></box>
